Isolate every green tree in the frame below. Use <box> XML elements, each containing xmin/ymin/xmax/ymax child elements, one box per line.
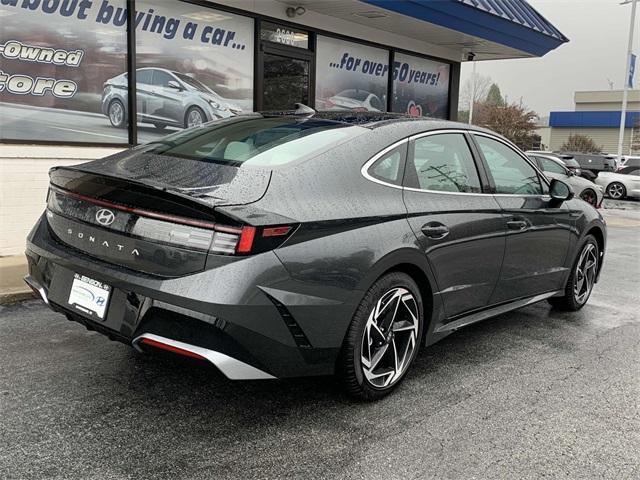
<box><xmin>486</xmin><ymin>83</ymin><xmax>504</xmax><ymax>106</ymax></box>
<box><xmin>560</xmin><ymin>134</ymin><xmax>602</xmax><ymax>153</ymax></box>
<box><xmin>473</xmin><ymin>101</ymin><xmax>538</xmax><ymax>150</ymax></box>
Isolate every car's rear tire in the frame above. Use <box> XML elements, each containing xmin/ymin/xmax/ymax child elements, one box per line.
<box><xmin>606</xmin><ymin>182</ymin><xmax>626</xmax><ymax>199</ymax></box>
<box><xmin>184</xmin><ymin>106</ymin><xmax>206</xmax><ymax>128</ymax></box>
<box><xmin>107</xmin><ymin>99</ymin><xmax>126</xmax><ymax>128</ymax></box>
<box><xmin>579</xmin><ymin>188</ymin><xmax>598</xmax><ymax>207</ymax></box>
<box><xmin>338</xmin><ymin>272</ymin><xmax>423</xmax><ymax>401</ymax></box>
<box><xmin>548</xmin><ymin>235</ymin><xmax>599</xmax><ymax>311</ymax></box>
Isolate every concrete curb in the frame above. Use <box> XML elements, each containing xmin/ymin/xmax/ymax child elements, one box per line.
<box><xmin>0</xmin><ymin>255</ymin><xmax>32</xmax><ymax>305</ymax></box>
<box><xmin>0</xmin><ymin>291</ymin><xmax>36</xmax><ymax>306</ymax></box>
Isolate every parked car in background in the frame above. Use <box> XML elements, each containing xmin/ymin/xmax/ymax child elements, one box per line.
<box><xmin>102</xmin><ymin>68</ymin><xmax>242</xmax><ymax>130</ymax></box>
<box><xmin>528</xmin><ymin>153</ymin><xmax>603</xmax><ymax>207</ymax></box>
<box><xmin>616</xmin><ymin>156</ymin><xmax>640</xmax><ymax>172</ymax></box>
<box><xmin>325</xmin><ymin>89</ymin><xmax>385</xmax><ymax>112</ymax></box>
<box><xmin>25</xmin><ymin>113</ymin><xmax>607</xmax><ymax>400</ymax></box>
<box><xmin>595</xmin><ymin>168</ymin><xmax>640</xmax><ymax>200</ymax></box>
<box><xmin>558</xmin><ymin>152</ymin><xmax>616</xmax><ymax>177</ymax></box>
<box><xmin>526</xmin><ymin>151</ymin><xmax>593</xmax><ymax>180</ymax></box>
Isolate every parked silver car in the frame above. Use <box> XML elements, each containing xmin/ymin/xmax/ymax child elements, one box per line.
<box><xmin>595</xmin><ymin>169</ymin><xmax>640</xmax><ymax>200</ymax></box>
<box><xmin>102</xmin><ymin>68</ymin><xmax>242</xmax><ymax>130</ymax></box>
<box><xmin>528</xmin><ymin>153</ymin><xmax>603</xmax><ymax>207</ymax></box>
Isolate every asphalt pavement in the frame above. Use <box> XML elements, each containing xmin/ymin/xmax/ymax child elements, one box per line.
<box><xmin>0</xmin><ymin>201</ymin><xmax>638</xmax><ymax>480</ymax></box>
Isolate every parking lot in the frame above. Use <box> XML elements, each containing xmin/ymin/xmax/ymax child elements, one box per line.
<box><xmin>1</xmin><ymin>200</ymin><xmax>638</xmax><ymax>480</ymax></box>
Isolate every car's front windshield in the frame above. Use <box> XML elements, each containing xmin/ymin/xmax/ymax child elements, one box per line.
<box><xmin>138</xmin><ymin>117</ymin><xmax>366</xmax><ymax>167</ymax></box>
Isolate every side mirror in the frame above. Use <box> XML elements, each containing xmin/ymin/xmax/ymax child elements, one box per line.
<box><xmin>549</xmin><ymin>178</ymin><xmax>574</xmax><ymax>203</ymax></box>
<box><xmin>167</xmin><ymin>80</ymin><xmax>183</xmax><ymax>90</ymax></box>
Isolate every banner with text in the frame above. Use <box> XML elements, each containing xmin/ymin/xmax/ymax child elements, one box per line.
<box><xmin>392</xmin><ymin>52</ymin><xmax>450</xmax><ymax>119</ymax></box>
<box><xmin>0</xmin><ymin>0</ymin><xmax>254</xmax><ymax>143</ymax></box>
<box><xmin>315</xmin><ymin>36</ymin><xmax>389</xmax><ymax>112</ymax></box>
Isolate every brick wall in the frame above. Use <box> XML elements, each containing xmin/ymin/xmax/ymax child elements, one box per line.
<box><xmin>0</xmin><ymin>146</ymin><xmax>123</xmax><ymax>256</ymax></box>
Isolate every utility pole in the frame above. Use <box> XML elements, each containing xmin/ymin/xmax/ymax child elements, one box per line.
<box><xmin>616</xmin><ymin>0</ymin><xmax>638</xmax><ymax>162</ymax></box>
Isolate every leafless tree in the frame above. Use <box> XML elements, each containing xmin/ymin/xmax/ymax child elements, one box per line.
<box><xmin>460</xmin><ymin>73</ymin><xmax>492</xmax><ymax>111</ymax></box>
<box><xmin>560</xmin><ymin>134</ymin><xmax>602</xmax><ymax>154</ymax></box>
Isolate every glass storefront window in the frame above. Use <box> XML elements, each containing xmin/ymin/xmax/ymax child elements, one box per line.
<box><xmin>0</xmin><ymin>0</ymin><xmax>128</xmax><ymax>143</ymax></box>
<box><xmin>134</xmin><ymin>1</ymin><xmax>254</xmax><ymax>143</ymax></box>
<box><xmin>315</xmin><ymin>36</ymin><xmax>389</xmax><ymax>112</ymax></box>
<box><xmin>392</xmin><ymin>52</ymin><xmax>450</xmax><ymax>119</ymax></box>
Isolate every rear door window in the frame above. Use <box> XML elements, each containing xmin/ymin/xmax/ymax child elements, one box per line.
<box><xmin>406</xmin><ymin>133</ymin><xmax>482</xmax><ymax>193</ymax></box>
<box><xmin>137</xmin><ymin>69</ymin><xmax>153</xmax><ymax>85</ymax></box>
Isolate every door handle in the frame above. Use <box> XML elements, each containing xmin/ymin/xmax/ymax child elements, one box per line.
<box><xmin>506</xmin><ymin>219</ymin><xmax>528</xmax><ymax>230</ymax></box>
<box><xmin>421</xmin><ymin>223</ymin><xmax>450</xmax><ymax>239</ymax></box>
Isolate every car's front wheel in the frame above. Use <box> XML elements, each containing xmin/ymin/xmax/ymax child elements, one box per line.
<box><xmin>338</xmin><ymin>272</ymin><xmax>423</xmax><ymax>401</ymax></box>
<box><xmin>184</xmin><ymin>106</ymin><xmax>206</xmax><ymax>128</ymax></box>
<box><xmin>107</xmin><ymin>99</ymin><xmax>126</xmax><ymax>128</ymax></box>
<box><xmin>606</xmin><ymin>182</ymin><xmax>626</xmax><ymax>199</ymax></box>
<box><xmin>549</xmin><ymin>235</ymin><xmax>599</xmax><ymax>311</ymax></box>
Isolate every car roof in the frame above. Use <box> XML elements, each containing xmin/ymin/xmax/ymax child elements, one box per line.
<box><xmin>258</xmin><ymin>110</ymin><xmax>494</xmax><ymax>133</ymax></box>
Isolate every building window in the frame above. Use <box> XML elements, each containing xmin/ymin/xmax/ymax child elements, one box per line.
<box><xmin>0</xmin><ymin>0</ymin><xmax>128</xmax><ymax>143</ymax></box>
<box><xmin>315</xmin><ymin>36</ymin><xmax>389</xmax><ymax>112</ymax></box>
<box><xmin>134</xmin><ymin>1</ymin><xmax>254</xmax><ymax>142</ymax></box>
<box><xmin>392</xmin><ymin>52</ymin><xmax>450</xmax><ymax>119</ymax></box>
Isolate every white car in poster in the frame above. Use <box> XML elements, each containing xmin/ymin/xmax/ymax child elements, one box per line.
<box><xmin>324</xmin><ymin>89</ymin><xmax>385</xmax><ymax>112</ymax></box>
<box><xmin>595</xmin><ymin>170</ymin><xmax>640</xmax><ymax>200</ymax></box>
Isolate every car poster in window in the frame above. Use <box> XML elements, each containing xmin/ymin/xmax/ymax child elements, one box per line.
<box><xmin>392</xmin><ymin>52</ymin><xmax>450</xmax><ymax>119</ymax></box>
<box><xmin>0</xmin><ymin>1</ymin><xmax>253</xmax><ymax>143</ymax></box>
<box><xmin>315</xmin><ymin>36</ymin><xmax>389</xmax><ymax>113</ymax></box>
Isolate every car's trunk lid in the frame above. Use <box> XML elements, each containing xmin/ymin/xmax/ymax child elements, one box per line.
<box><xmin>45</xmin><ymin>151</ymin><xmax>271</xmax><ymax>276</ymax></box>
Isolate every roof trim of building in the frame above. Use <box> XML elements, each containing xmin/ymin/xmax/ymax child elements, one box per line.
<box><xmin>549</xmin><ymin>111</ymin><xmax>640</xmax><ymax>129</ymax></box>
<box><xmin>360</xmin><ymin>0</ymin><xmax>568</xmax><ymax>57</ymax></box>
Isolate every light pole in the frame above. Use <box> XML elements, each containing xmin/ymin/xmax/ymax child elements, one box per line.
<box><xmin>616</xmin><ymin>0</ymin><xmax>638</xmax><ymax>162</ymax></box>
<box><xmin>468</xmin><ymin>60</ymin><xmax>476</xmax><ymax>125</ymax></box>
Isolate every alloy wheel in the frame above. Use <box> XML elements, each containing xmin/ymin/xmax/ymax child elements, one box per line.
<box><xmin>109</xmin><ymin>102</ymin><xmax>124</xmax><ymax>127</ymax></box>
<box><xmin>573</xmin><ymin>243</ymin><xmax>598</xmax><ymax>305</ymax></box>
<box><xmin>187</xmin><ymin>109</ymin><xmax>204</xmax><ymax>128</ymax></box>
<box><xmin>606</xmin><ymin>182</ymin><xmax>625</xmax><ymax>199</ymax></box>
<box><xmin>361</xmin><ymin>287</ymin><xmax>419</xmax><ymax>388</ymax></box>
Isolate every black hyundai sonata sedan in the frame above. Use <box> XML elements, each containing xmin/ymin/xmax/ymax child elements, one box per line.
<box><xmin>25</xmin><ymin>112</ymin><xmax>606</xmax><ymax>400</ymax></box>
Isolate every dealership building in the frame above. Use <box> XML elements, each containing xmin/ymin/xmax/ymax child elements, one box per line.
<box><xmin>548</xmin><ymin>89</ymin><xmax>640</xmax><ymax>154</ymax></box>
<box><xmin>0</xmin><ymin>0</ymin><xmax>568</xmax><ymax>257</ymax></box>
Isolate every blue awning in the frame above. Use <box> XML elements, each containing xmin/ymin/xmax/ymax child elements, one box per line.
<box><xmin>550</xmin><ymin>111</ymin><xmax>640</xmax><ymax>128</ymax></box>
<box><xmin>360</xmin><ymin>0</ymin><xmax>568</xmax><ymax>57</ymax></box>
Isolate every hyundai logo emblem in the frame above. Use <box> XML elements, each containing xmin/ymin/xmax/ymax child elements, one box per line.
<box><xmin>95</xmin><ymin>208</ymin><xmax>116</xmax><ymax>226</ymax></box>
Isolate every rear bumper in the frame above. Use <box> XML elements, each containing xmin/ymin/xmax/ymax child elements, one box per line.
<box><xmin>26</xmin><ymin>214</ymin><xmax>354</xmax><ymax>379</ymax></box>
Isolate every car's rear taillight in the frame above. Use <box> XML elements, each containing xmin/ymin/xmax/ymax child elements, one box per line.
<box><xmin>47</xmin><ymin>186</ymin><xmax>295</xmax><ymax>256</ymax></box>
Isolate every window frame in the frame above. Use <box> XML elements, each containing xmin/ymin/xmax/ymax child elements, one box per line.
<box><xmin>470</xmin><ymin>132</ymin><xmax>550</xmax><ymax>196</ymax></box>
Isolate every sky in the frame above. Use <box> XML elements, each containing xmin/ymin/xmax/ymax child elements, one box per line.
<box><xmin>460</xmin><ymin>0</ymin><xmax>640</xmax><ymax>117</ymax></box>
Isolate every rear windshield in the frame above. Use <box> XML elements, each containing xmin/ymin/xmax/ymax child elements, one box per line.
<box><xmin>138</xmin><ymin>117</ymin><xmax>364</xmax><ymax>167</ymax></box>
